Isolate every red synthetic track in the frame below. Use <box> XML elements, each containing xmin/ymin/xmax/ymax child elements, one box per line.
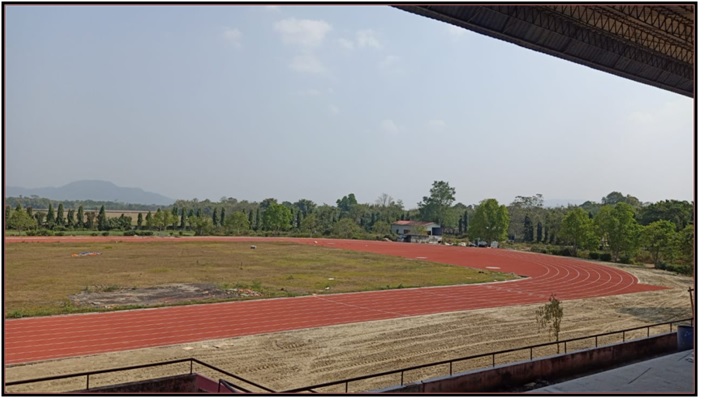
<box><xmin>4</xmin><ymin>237</ymin><xmax>664</xmax><ymax>365</ymax></box>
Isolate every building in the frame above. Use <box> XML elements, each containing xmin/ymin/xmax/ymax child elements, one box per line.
<box><xmin>390</xmin><ymin>220</ymin><xmax>442</xmax><ymax>243</ymax></box>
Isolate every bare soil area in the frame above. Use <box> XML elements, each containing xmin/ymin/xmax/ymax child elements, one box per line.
<box><xmin>4</xmin><ymin>263</ymin><xmax>693</xmax><ymax>394</ymax></box>
<box><xmin>69</xmin><ymin>283</ymin><xmax>262</xmax><ymax>309</ymax></box>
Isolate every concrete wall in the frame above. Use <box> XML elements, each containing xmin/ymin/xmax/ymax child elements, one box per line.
<box><xmin>76</xmin><ymin>373</ymin><xmax>234</xmax><ymax>394</ymax></box>
<box><xmin>377</xmin><ymin>333</ymin><xmax>677</xmax><ymax>393</ymax></box>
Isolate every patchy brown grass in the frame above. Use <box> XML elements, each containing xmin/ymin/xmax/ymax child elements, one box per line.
<box><xmin>4</xmin><ymin>241</ymin><xmax>516</xmax><ymax>317</ymax></box>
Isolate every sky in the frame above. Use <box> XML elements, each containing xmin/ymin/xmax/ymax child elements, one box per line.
<box><xmin>3</xmin><ymin>4</ymin><xmax>695</xmax><ymax>208</ymax></box>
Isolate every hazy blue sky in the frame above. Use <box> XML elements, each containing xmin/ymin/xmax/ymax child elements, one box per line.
<box><xmin>4</xmin><ymin>5</ymin><xmax>694</xmax><ymax>207</ymax></box>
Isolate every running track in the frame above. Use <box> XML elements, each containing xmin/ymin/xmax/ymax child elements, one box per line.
<box><xmin>4</xmin><ymin>237</ymin><xmax>664</xmax><ymax>365</ymax></box>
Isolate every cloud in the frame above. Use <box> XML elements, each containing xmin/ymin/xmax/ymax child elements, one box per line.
<box><xmin>379</xmin><ymin>55</ymin><xmax>405</xmax><ymax>76</ymax></box>
<box><xmin>290</xmin><ymin>54</ymin><xmax>326</xmax><ymax>74</ymax></box>
<box><xmin>264</xmin><ymin>5</ymin><xmax>280</xmax><ymax>12</ymax></box>
<box><xmin>338</xmin><ymin>29</ymin><xmax>382</xmax><ymax>50</ymax></box>
<box><xmin>428</xmin><ymin>119</ymin><xmax>446</xmax><ymax>131</ymax></box>
<box><xmin>329</xmin><ymin>105</ymin><xmax>340</xmax><ymax>115</ymax></box>
<box><xmin>380</xmin><ymin>119</ymin><xmax>400</xmax><ymax>135</ymax></box>
<box><xmin>274</xmin><ymin>18</ymin><xmax>332</xmax><ymax>48</ymax></box>
<box><xmin>223</xmin><ymin>27</ymin><xmax>242</xmax><ymax>47</ymax></box>
<box><xmin>356</xmin><ymin>29</ymin><xmax>382</xmax><ymax>49</ymax></box>
<box><xmin>338</xmin><ymin>38</ymin><xmax>355</xmax><ymax>50</ymax></box>
<box><xmin>379</xmin><ymin>55</ymin><xmax>399</xmax><ymax>69</ymax></box>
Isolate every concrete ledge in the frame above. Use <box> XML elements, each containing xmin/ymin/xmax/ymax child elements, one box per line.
<box><xmin>378</xmin><ymin>333</ymin><xmax>677</xmax><ymax>393</ymax></box>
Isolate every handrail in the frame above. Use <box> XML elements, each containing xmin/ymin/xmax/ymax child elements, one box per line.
<box><xmin>282</xmin><ymin>317</ymin><xmax>692</xmax><ymax>393</ymax></box>
<box><xmin>5</xmin><ymin>357</ymin><xmax>275</xmax><ymax>393</ymax></box>
<box><xmin>5</xmin><ymin>318</ymin><xmax>691</xmax><ymax>394</ymax></box>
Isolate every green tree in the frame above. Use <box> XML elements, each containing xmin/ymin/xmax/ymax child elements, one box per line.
<box><xmin>137</xmin><ymin>212</ymin><xmax>144</xmax><ymax>229</ymax></box>
<box><xmin>468</xmin><ymin>199</ymin><xmax>509</xmax><ymax>244</ymax></box>
<box><xmin>212</xmin><ymin>209</ymin><xmax>218</xmax><ymax>226</ymax></box>
<box><xmin>5</xmin><ymin>205</ymin><xmax>12</xmax><ymax>228</ymax></box>
<box><xmin>85</xmin><ymin>211</ymin><xmax>97</xmax><ymax>230</ymax></box>
<box><xmin>46</xmin><ymin>204</ymin><xmax>55</xmax><ymax>228</ymax></box>
<box><xmin>66</xmin><ymin>209</ymin><xmax>75</xmax><ymax>228</ymax></box>
<box><xmin>595</xmin><ymin>202</ymin><xmax>640</xmax><ymax>262</ymax></box>
<box><xmin>559</xmin><ymin>208</ymin><xmax>599</xmax><ymax>255</ymax></box>
<box><xmin>7</xmin><ymin>208</ymin><xmax>37</xmax><ymax>232</ymax></box>
<box><xmin>640</xmin><ymin>220</ymin><xmax>677</xmax><ymax>265</ymax></box>
<box><xmin>262</xmin><ymin>203</ymin><xmax>293</xmax><ymax>232</ymax></box>
<box><xmin>372</xmin><ymin>220</ymin><xmax>393</xmax><ymax>237</ymax></box>
<box><xmin>300</xmin><ymin>213</ymin><xmax>317</xmax><ymax>234</ymax></box>
<box><xmin>600</xmin><ymin>191</ymin><xmax>641</xmax><ymax>208</ymax></box>
<box><xmin>224</xmin><ymin>211</ymin><xmax>250</xmax><ymax>235</ymax></box>
<box><xmin>145</xmin><ymin>211</ymin><xmax>154</xmax><ymax>230</ymax></box>
<box><xmin>56</xmin><ymin>203</ymin><xmax>65</xmax><ymax>226</ymax></box>
<box><xmin>295</xmin><ymin>199</ymin><xmax>318</xmax><ymax>216</ymax></box>
<box><xmin>638</xmin><ymin>200</ymin><xmax>693</xmax><ymax>231</ymax></box>
<box><xmin>220</xmin><ymin>208</ymin><xmax>225</xmax><ymax>227</ymax></box>
<box><xmin>188</xmin><ymin>214</ymin><xmax>213</xmax><ymax>236</ymax></box>
<box><xmin>535</xmin><ymin>294</ymin><xmax>564</xmax><ymax>353</ymax></box>
<box><xmin>523</xmin><ymin>215</ymin><xmax>534</xmax><ymax>242</ymax></box>
<box><xmin>418</xmin><ymin>180</ymin><xmax>456</xmax><ymax>228</ymax></box>
<box><xmin>332</xmin><ymin>218</ymin><xmax>362</xmax><ymax>239</ymax></box>
<box><xmin>259</xmin><ymin>198</ymin><xmax>278</xmax><ymax>210</ymax></box>
<box><xmin>336</xmin><ymin>193</ymin><xmax>358</xmax><ymax>213</ymax></box>
<box><xmin>674</xmin><ymin>224</ymin><xmax>694</xmax><ymax>268</ymax></box>
<box><xmin>97</xmin><ymin>205</ymin><xmax>108</xmax><ymax>231</ymax></box>
<box><xmin>77</xmin><ymin>205</ymin><xmax>84</xmax><ymax>228</ymax></box>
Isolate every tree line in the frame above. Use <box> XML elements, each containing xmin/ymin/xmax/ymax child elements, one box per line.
<box><xmin>4</xmin><ymin>183</ymin><xmax>693</xmax><ymax>273</ymax></box>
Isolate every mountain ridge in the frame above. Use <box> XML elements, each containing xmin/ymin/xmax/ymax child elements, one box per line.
<box><xmin>6</xmin><ymin>180</ymin><xmax>175</xmax><ymax>206</ymax></box>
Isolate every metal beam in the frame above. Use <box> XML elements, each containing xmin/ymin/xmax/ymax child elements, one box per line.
<box><xmin>396</xmin><ymin>5</ymin><xmax>694</xmax><ymax>97</ymax></box>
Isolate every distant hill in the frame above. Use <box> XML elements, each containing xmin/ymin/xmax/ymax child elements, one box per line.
<box><xmin>6</xmin><ymin>180</ymin><xmax>175</xmax><ymax>206</ymax></box>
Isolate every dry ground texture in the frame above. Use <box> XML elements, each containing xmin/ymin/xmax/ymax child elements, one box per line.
<box><xmin>4</xmin><ymin>241</ymin><xmax>514</xmax><ymax>317</ymax></box>
<box><xmin>4</xmin><ymin>261</ymin><xmax>693</xmax><ymax>394</ymax></box>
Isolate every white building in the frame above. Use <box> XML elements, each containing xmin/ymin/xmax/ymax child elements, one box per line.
<box><xmin>390</xmin><ymin>220</ymin><xmax>442</xmax><ymax>243</ymax></box>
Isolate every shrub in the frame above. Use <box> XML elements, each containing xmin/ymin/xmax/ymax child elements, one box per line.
<box><xmin>618</xmin><ymin>255</ymin><xmax>633</xmax><ymax>264</ymax></box>
<box><xmin>101</xmin><ymin>231</ymin><xmax>110</xmax><ymax>236</ymax></box>
<box><xmin>656</xmin><ymin>261</ymin><xmax>693</xmax><ymax>275</ymax></box>
<box><xmin>26</xmin><ymin>229</ymin><xmax>53</xmax><ymax>236</ymax></box>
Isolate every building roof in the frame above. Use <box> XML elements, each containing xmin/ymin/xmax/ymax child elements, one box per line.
<box><xmin>396</xmin><ymin>5</ymin><xmax>694</xmax><ymax>97</ymax></box>
<box><xmin>392</xmin><ymin>220</ymin><xmax>440</xmax><ymax>227</ymax></box>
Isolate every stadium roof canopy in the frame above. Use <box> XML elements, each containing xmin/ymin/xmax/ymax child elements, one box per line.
<box><xmin>396</xmin><ymin>4</ymin><xmax>694</xmax><ymax>98</ymax></box>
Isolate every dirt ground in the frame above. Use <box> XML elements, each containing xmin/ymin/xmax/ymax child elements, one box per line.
<box><xmin>69</xmin><ymin>283</ymin><xmax>262</xmax><ymax>309</ymax></box>
<box><xmin>4</xmin><ymin>262</ymin><xmax>694</xmax><ymax>394</ymax></box>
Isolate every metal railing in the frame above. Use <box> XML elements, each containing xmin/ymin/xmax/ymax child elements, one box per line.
<box><xmin>5</xmin><ymin>318</ymin><xmax>692</xmax><ymax>394</ymax></box>
<box><xmin>5</xmin><ymin>357</ymin><xmax>275</xmax><ymax>393</ymax></box>
<box><xmin>282</xmin><ymin>317</ymin><xmax>693</xmax><ymax>393</ymax></box>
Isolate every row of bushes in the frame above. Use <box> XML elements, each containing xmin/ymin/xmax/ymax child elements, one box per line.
<box><xmin>122</xmin><ymin>230</ymin><xmax>155</xmax><ymax>236</ymax></box>
<box><xmin>529</xmin><ymin>245</ymin><xmax>633</xmax><ymax>264</ymax></box>
<box><xmin>655</xmin><ymin>261</ymin><xmax>693</xmax><ymax>275</ymax></box>
<box><xmin>529</xmin><ymin>245</ymin><xmax>576</xmax><ymax>257</ymax></box>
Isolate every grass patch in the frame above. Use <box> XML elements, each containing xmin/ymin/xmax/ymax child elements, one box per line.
<box><xmin>4</xmin><ymin>241</ymin><xmax>517</xmax><ymax>318</ymax></box>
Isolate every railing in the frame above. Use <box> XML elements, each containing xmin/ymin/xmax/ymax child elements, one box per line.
<box><xmin>4</xmin><ymin>357</ymin><xmax>275</xmax><ymax>393</ymax></box>
<box><xmin>282</xmin><ymin>317</ymin><xmax>693</xmax><ymax>393</ymax></box>
<box><xmin>5</xmin><ymin>318</ymin><xmax>692</xmax><ymax>394</ymax></box>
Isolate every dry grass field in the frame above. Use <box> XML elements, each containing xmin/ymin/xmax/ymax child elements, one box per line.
<box><xmin>4</xmin><ymin>241</ymin><xmax>515</xmax><ymax>317</ymax></box>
